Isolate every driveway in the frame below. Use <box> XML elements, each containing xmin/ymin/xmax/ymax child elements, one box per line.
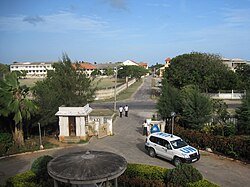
<box><xmin>0</xmin><ymin>76</ymin><xmax>249</xmax><ymax>187</ymax></box>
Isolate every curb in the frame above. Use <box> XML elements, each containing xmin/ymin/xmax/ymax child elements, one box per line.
<box><xmin>0</xmin><ymin>142</ymin><xmax>89</xmax><ymax>160</ymax></box>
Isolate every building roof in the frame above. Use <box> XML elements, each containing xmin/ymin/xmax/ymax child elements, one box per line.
<box><xmin>165</xmin><ymin>57</ymin><xmax>171</xmax><ymax>62</ymax></box>
<box><xmin>10</xmin><ymin>62</ymin><xmax>54</xmax><ymax>65</ymax></box>
<box><xmin>95</xmin><ymin>62</ymin><xmax>123</xmax><ymax>69</ymax></box>
<box><xmin>72</xmin><ymin>63</ymin><xmax>97</xmax><ymax>70</ymax></box>
<box><xmin>55</xmin><ymin>104</ymin><xmax>93</xmax><ymax>116</ymax></box>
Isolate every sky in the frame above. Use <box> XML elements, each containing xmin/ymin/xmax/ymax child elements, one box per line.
<box><xmin>0</xmin><ymin>0</ymin><xmax>250</xmax><ymax>65</ymax></box>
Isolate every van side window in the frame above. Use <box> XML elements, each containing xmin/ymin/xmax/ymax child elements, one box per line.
<box><xmin>149</xmin><ymin>136</ymin><xmax>157</xmax><ymax>143</ymax></box>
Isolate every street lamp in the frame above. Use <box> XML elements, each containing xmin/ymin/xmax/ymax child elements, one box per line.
<box><xmin>114</xmin><ymin>67</ymin><xmax>118</xmax><ymax>111</ymax></box>
<box><xmin>171</xmin><ymin>112</ymin><xmax>176</xmax><ymax>137</ymax></box>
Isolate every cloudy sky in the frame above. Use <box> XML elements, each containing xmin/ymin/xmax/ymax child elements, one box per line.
<box><xmin>0</xmin><ymin>0</ymin><xmax>250</xmax><ymax>65</ymax></box>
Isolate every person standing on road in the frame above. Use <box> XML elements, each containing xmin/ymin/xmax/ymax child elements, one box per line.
<box><xmin>143</xmin><ymin>120</ymin><xmax>148</xmax><ymax>136</ymax></box>
<box><xmin>119</xmin><ymin>106</ymin><xmax>123</xmax><ymax>118</ymax></box>
<box><xmin>124</xmin><ymin>105</ymin><xmax>129</xmax><ymax>117</ymax></box>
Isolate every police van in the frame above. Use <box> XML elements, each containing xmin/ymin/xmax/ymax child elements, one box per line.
<box><xmin>145</xmin><ymin>132</ymin><xmax>200</xmax><ymax>166</ymax></box>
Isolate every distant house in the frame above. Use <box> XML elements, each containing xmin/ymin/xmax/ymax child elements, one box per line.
<box><xmin>95</xmin><ymin>62</ymin><xmax>122</xmax><ymax>75</ymax></box>
<box><xmin>10</xmin><ymin>62</ymin><xmax>54</xmax><ymax>78</ymax></box>
<box><xmin>122</xmin><ymin>60</ymin><xmax>139</xmax><ymax>66</ymax></box>
<box><xmin>222</xmin><ymin>58</ymin><xmax>250</xmax><ymax>72</ymax></box>
<box><xmin>72</xmin><ymin>63</ymin><xmax>97</xmax><ymax>77</ymax></box>
<box><xmin>138</xmin><ymin>62</ymin><xmax>148</xmax><ymax>69</ymax></box>
<box><xmin>159</xmin><ymin>57</ymin><xmax>171</xmax><ymax>77</ymax></box>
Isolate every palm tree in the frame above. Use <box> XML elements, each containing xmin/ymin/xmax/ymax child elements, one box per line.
<box><xmin>0</xmin><ymin>72</ymin><xmax>37</xmax><ymax>146</ymax></box>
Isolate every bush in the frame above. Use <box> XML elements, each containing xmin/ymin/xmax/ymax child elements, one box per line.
<box><xmin>6</xmin><ymin>170</ymin><xmax>37</xmax><ymax>187</ymax></box>
<box><xmin>175</xmin><ymin>125</ymin><xmax>250</xmax><ymax>161</ymax></box>
<box><xmin>124</xmin><ymin>163</ymin><xmax>167</xmax><ymax>180</ymax></box>
<box><xmin>187</xmin><ymin>179</ymin><xmax>220</xmax><ymax>187</ymax></box>
<box><xmin>165</xmin><ymin>164</ymin><xmax>202</xmax><ymax>187</ymax></box>
<box><xmin>0</xmin><ymin>132</ymin><xmax>13</xmax><ymax>155</ymax></box>
<box><xmin>31</xmin><ymin>155</ymin><xmax>53</xmax><ymax>181</ymax></box>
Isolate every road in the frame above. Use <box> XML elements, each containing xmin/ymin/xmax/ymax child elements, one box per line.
<box><xmin>0</xmin><ymin>76</ymin><xmax>249</xmax><ymax>187</ymax></box>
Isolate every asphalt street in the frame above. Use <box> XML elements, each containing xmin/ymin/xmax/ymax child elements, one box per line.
<box><xmin>0</xmin><ymin>76</ymin><xmax>249</xmax><ymax>187</ymax></box>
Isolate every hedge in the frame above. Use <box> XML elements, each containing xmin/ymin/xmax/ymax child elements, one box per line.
<box><xmin>187</xmin><ymin>179</ymin><xmax>220</xmax><ymax>187</ymax></box>
<box><xmin>5</xmin><ymin>171</ymin><xmax>38</xmax><ymax>187</ymax></box>
<box><xmin>0</xmin><ymin>133</ymin><xmax>13</xmax><ymax>156</ymax></box>
<box><xmin>174</xmin><ymin>125</ymin><xmax>250</xmax><ymax>161</ymax></box>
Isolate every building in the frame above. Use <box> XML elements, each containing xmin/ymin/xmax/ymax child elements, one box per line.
<box><xmin>222</xmin><ymin>58</ymin><xmax>250</xmax><ymax>72</ymax></box>
<box><xmin>122</xmin><ymin>60</ymin><xmax>139</xmax><ymax>66</ymax></box>
<box><xmin>159</xmin><ymin>57</ymin><xmax>171</xmax><ymax>77</ymax></box>
<box><xmin>10</xmin><ymin>62</ymin><xmax>54</xmax><ymax>78</ymax></box>
<box><xmin>72</xmin><ymin>63</ymin><xmax>97</xmax><ymax>77</ymax></box>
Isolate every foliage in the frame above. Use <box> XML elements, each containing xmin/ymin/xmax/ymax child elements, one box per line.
<box><xmin>236</xmin><ymin>91</ymin><xmax>250</xmax><ymax>135</ymax></box>
<box><xmin>103</xmin><ymin>67</ymin><xmax>114</xmax><ymax>76</ymax></box>
<box><xmin>6</xmin><ymin>170</ymin><xmax>38</xmax><ymax>187</ymax></box>
<box><xmin>0</xmin><ymin>132</ymin><xmax>12</xmax><ymax>155</ymax></box>
<box><xmin>175</xmin><ymin>125</ymin><xmax>250</xmax><ymax>161</ymax></box>
<box><xmin>165</xmin><ymin>164</ymin><xmax>203</xmax><ymax>187</ymax></box>
<box><xmin>180</xmin><ymin>85</ymin><xmax>212</xmax><ymax>130</ymax></box>
<box><xmin>118</xmin><ymin>65</ymin><xmax>148</xmax><ymax>79</ymax></box>
<box><xmin>157</xmin><ymin>79</ymin><xmax>181</xmax><ymax>120</ymax></box>
<box><xmin>33</xmin><ymin>54</ymin><xmax>96</xmax><ymax>126</ymax></box>
<box><xmin>235</xmin><ymin>64</ymin><xmax>250</xmax><ymax>90</ymax></box>
<box><xmin>187</xmin><ymin>179</ymin><xmax>220</xmax><ymax>187</ymax></box>
<box><xmin>31</xmin><ymin>155</ymin><xmax>53</xmax><ymax>181</ymax></box>
<box><xmin>124</xmin><ymin>163</ymin><xmax>167</xmax><ymax>180</ymax></box>
<box><xmin>0</xmin><ymin>63</ymin><xmax>10</xmax><ymax>79</ymax></box>
<box><xmin>0</xmin><ymin>72</ymin><xmax>38</xmax><ymax>146</ymax></box>
<box><xmin>91</xmin><ymin>69</ymin><xmax>102</xmax><ymax>77</ymax></box>
<box><xmin>165</xmin><ymin>52</ymin><xmax>237</xmax><ymax>92</ymax></box>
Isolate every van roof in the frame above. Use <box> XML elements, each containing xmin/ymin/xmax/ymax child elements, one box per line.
<box><xmin>150</xmin><ymin>132</ymin><xmax>180</xmax><ymax>141</ymax></box>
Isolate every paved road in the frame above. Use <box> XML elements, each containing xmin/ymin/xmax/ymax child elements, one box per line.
<box><xmin>0</xmin><ymin>76</ymin><xmax>249</xmax><ymax>187</ymax></box>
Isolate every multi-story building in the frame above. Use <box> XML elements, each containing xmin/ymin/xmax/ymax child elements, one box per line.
<box><xmin>222</xmin><ymin>58</ymin><xmax>250</xmax><ymax>72</ymax></box>
<box><xmin>10</xmin><ymin>62</ymin><xmax>54</xmax><ymax>78</ymax></box>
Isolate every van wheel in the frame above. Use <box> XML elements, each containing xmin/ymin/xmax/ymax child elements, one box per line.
<box><xmin>173</xmin><ymin>157</ymin><xmax>182</xmax><ymax>166</ymax></box>
<box><xmin>148</xmin><ymin>148</ymin><xmax>156</xmax><ymax>158</ymax></box>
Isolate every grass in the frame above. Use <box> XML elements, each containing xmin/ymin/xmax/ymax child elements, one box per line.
<box><xmin>95</xmin><ymin>79</ymin><xmax>143</xmax><ymax>102</ymax></box>
<box><xmin>93</xmin><ymin>77</ymin><xmax>126</xmax><ymax>89</ymax></box>
<box><xmin>19</xmin><ymin>78</ymin><xmax>44</xmax><ymax>87</ymax></box>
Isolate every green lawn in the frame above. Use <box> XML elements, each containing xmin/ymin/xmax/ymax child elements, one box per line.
<box><xmin>19</xmin><ymin>78</ymin><xmax>44</xmax><ymax>87</ymax></box>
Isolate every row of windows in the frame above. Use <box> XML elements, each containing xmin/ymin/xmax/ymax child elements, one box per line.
<box><xmin>11</xmin><ymin>65</ymin><xmax>51</xmax><ymax>69</ymax></box>
<box><xmin>27</xmin><ymin>70</ymin><xmax>47</xmax><ymax>73</ymax></box>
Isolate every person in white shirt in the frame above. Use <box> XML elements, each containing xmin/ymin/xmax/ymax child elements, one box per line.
<box><xmin>124</xmin><ymin>105</ymin><xmax>129</xmax><ymax>117</ymax></box>
<box><xmin>119</xmin><ymin>106</ymin><xmax>123</xmax><ymax>118</ymax></box>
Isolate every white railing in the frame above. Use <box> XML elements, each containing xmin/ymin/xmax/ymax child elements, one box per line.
<box><xmin>207</xmin><ymin>90</ymin><xmax>246</xmax><ymax>99</ymax></box>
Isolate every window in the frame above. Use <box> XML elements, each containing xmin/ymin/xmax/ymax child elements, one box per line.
<box><xmin>170</xmin><ymin>139</ymin><xmax>188</xmax><ymax>149</ymax></box>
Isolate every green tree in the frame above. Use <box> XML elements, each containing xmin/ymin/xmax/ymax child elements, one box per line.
<box><xmin>33</xmin><ymin>54</ymin><xmax>96</xmax><ymax>126</ymax></box>
<box><xmin>0</xmin><ymin>63</ymin><xmax>10</xmax><ymax>79</ymax></box>
<box><xmin>165</xmin><ymin>52</ymin><xmax>237</xmax><ymax>92</ymax></box>
<box><xmin>236</xmin><ymin>91</ymin><xmax>250</xmax><ymax>135</ymax></box>
<box><xmin>180</xmin><ymin>85</ymin><xmax>212</xmax><ymax>130</ymax></box>
<box><xmin>157</xmin><ymin>79</ymin><xmax>181</xmax><ymax>132</ymax></box>
<box><xmin>0</xmin><ymin>72</ymin><xmax>37</xmax><ymax>146</ymax></box>
<box><xmin>235</xmin><ymin>64</ymin><xmax>250</xmax><ymax>90</ymax></box>
<box><xmin>103</xmin><ymin>68</ymin><xmax>114</xmax><ymax>76</ymax></box>
<box><xmin>118</xmin><ymin>65</ymin><xmax>148</xmax><ymax>79</ymax></box>
<box><xmin>91</xmin><ymin>69</ymin><xmax>102</xmax><ymax>77</ymax></box>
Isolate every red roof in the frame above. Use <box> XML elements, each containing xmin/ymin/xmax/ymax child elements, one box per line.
<box><xmin>165</xmin><ymin>57</ymin><xmax>171</xmax><ymax>62</ymax></box>
<box><xmin>72</xmin><ymin>63</ymin><xmax>97</xmax><ymax>70</ymax></box>
<box><xmin>138</xmin><ymin>62</ymin><xmax>148</xmax><ymax>67</ymax></box>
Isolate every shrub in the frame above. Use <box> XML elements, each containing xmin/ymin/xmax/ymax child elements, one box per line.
<box><xmin>0</xmin><ymin>132</ymin><xmax>13</xmax><ymax>155</ymax></box>
<box><xmin>124</xmin><ymin>163</ymin><xmax>167</xmax><ymax>180</ymax></box>
<box><xmin>31</xmin><ymin>155</ymin><xmax>53</xmax><ymax>181</ymax></box>
<box><xmin>6</xmin><ymin>170</ymin><xmax>37</xmax><ymax>187</ymax></box>
<box><xmin>165</xmin><ymin>164</ymin><xmax>202</xmax><ymax>187</ymax></box>
<box><xmin>187</xmin><ymin>179</ymin><xmax>220</xmax><ymax>187</ymax></box>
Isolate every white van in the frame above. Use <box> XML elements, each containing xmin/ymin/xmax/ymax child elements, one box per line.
<box><xmin>145</xmin><ymin>132</ymin><xmax>200</xmax><ymax>166</ymax></box>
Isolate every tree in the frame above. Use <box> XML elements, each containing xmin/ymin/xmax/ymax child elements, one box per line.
<box><xmin>0</xmin><ymin>72</ymin><xmax>38</xmax><ymax>146</ymax></box>
<box><xmin>157</xmin><ymin>79</ymin><xmax>181</xmax><ymax>132</ymax></box>
<box><xmin>236</xmin><ymin>91</ymin><xmax>250</xmax><ymax>135</ymax></box>
<box><xmin>0</xmin><ymin>63</ymin><xmax>10</xmax><ymax>79</ymax></box>
<box><xmin>165</xmin><ymin>52</ymin><xmax>237</xmax><ymax>92</ymax></box>
<box><xmin>180</xmin><ymin>85</ymin><xmax>212</xmax><ymax>130</ymax></box>
<box><xmin>91</xmin><ymin>69</ymin><xmax>102</xmax><ymax>77</ymax></box>
<box><xmin>118</xmin><ymin>66</ymin><xmax>148</xmax><ymax>79</ymax></box>
<box><xmin>33</xmin><ymin>54</ymin><xmax>96</xmax><ymax>126</ymax></box>
<box><xmin>103</xmin><ymin>68</ymin><xmax>114</xmax><ymax>76</ymax></box>
<box><xmin>235</xmin><ymin>64</ymin><xmax>250</xmax><ymax>90</ymax></box>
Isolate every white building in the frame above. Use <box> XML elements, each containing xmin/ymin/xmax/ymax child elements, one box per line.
<box><xmin>222</xmin><ymin>58</ymin><xmax>250</xmax><ymax>72</ymax></box>
<box><xmin>10</xmin><ymin>62</ymin><xmax>54</xmax><ymax>78</ymax></box>
<box><xmin>122</xmin><ymin>60</ymin><xmax>139</xmax><ymax>66</ymax></box>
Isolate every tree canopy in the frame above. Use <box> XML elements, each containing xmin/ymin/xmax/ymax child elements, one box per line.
<box><xmin>33</xmin><ymin>54</ymin><xmax>96</xmax><ymax>126</ymax></box>
<box><xmin>0</xmin><ymin>72</ymin><xmax>37</xmax><ymax>145</ymax></box>
<box><xmin>118</xmin><ymin>65</ymin><xmax>148</xmax><ymax>79</ymax></box>
<box><xmin>165</xmin><ymin>52</ymin><xmax>237</xmax><ymax>92</ymax></box>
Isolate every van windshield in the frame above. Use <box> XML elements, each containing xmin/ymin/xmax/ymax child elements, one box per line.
<box><xmin>170</xmin><ymin>139</ymin><xmax>188</xmax><ymax>149</ymax></box>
